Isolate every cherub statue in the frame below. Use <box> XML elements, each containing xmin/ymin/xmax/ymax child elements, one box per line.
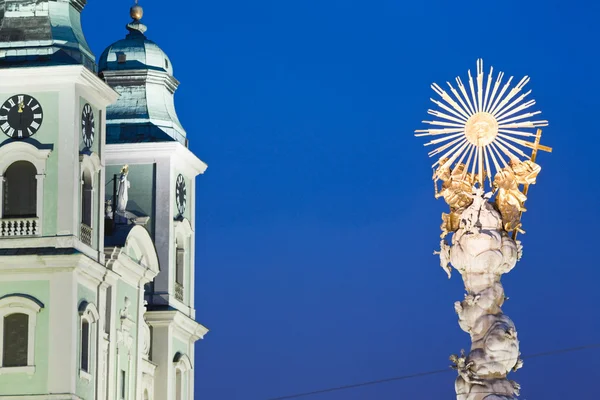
<box><xmin>493</xmin><ymin>167</ymin><xmax>527</xmax><ymax>232</ymax></box>
<box><xmin>434</xmin><ymin>158</ymin><xmax>477</xmax><ymax>238</ymax></box>
<box><xmin>434</xmin><ymin>240</ymin><xmax>452</xmax><ymax>278</ymax></box>
<box><xmin>450</xmin><ymin>349</ymin><xmax>484</xmax><ymax>386</ymax></box>
<box><xmin>509</xmin><ymin>158</ymin><xmax>541</xmax><ymax>185</ymax></box>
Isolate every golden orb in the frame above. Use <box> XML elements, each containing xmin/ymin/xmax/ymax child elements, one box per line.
<box><xmin>130</xmin><ymin>4</ymin><xmax>143</xmax><ymax>21</ymax></box>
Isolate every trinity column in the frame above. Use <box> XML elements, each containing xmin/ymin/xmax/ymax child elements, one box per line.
<box><xmin>415</xmin><ymin>59</ymin><xmax>552</xmax><ymax>399</ymax></box>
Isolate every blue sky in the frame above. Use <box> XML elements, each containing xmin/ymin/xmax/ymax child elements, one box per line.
<box><xmin>85</xmin><ymin>1</ymin><xmax>600</xmax><ymax>398</ymax></box>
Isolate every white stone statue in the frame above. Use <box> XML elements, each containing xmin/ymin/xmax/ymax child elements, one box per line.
<box><xmin>440</xmin><ymin>188</ymin><xmax>524</xmax><ymax>399</ymax></box>
<box><xmin>116</xmin><ymin>164</ymin><xmax>130</xmax><ymax>214</ymax></box>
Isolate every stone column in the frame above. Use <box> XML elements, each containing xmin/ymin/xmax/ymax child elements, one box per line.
<box><xmin>438</xmin><ymin>190</ymin><xmax>523</xmax><ymax>400</ymax></box>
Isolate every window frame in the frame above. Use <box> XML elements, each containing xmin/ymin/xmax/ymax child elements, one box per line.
<box><xmin>79</xmin><ymin>153</ymin><xmax>101</xmax><ymax>247</ymax></box>
<box><xmin>173</xmin><ymin>352</ymin><xmax>192</xmax><ymax>400</ymax></box>
<box><xmin>0</xmin><ymin>142</ymin><xmax>51</xmax><ymax>227</ymax></box>
<box><xmin>78</xmin><ymin>301</ymin><xmax>99</xmax><ymax>381</ymax></box>
<box><xmin>0</xmin><ymin>294</ymin><xmax>43</xmax><ymax>374</ymax></box>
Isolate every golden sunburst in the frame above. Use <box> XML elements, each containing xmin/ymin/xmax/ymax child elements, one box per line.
<box><xmin>415</xmin><ymin>59</ymin><xmax>551</xmax><ymax>187</ymax></box>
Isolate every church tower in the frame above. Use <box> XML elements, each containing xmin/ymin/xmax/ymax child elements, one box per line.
<box><xmin>0</xmin><ymin>1</ymin><xmax>207</xmax><ymax>399</ymax></box>
<box><xmin>99</xmin><ymin>3</ymin><xmax>208</xmax><ymax>400</ymax></box>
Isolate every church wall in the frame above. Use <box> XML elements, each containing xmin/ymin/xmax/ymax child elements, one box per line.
<box><xmin>0</xmin><ymin>280</ymin><xmax>50</xmax><ymax>395</ymax></box>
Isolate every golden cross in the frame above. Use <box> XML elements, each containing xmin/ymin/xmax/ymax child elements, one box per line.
<box><xmin>512</xmin><ymin>129</ymin><xmax>552</xmax><ymax>240</ymax></box>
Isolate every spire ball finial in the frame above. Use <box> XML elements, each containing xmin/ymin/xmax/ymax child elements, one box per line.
<box><xmin>130</xmin><ymin>1</ymin><xmax>143</xmax><ymax>21</ymax></box>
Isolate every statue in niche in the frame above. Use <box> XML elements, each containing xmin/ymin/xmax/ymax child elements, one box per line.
<box><xmin>116</xmin><ymin>164</ymin><xmax>130</xmax><ymax>214</ymax></box>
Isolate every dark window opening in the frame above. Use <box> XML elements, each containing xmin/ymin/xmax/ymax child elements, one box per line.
<box><xmin>121</xmin><ymin>370</ymin><xmax>126</xmax><ymax>399</ymax></box>
<box><xmin>81</xmin><ymin>320</ymin><xmax>90</xmax><ymax>372</ymax></box>
<box><xmin>3</xmin><ymin>161</ymin><xmax>36</xmax><ymax>218</ymax></box>
<box><xmin>3</xmin><ymin>313</ymin><xmax>28</xmax><ymax>367</ymax></box>
<box><xmin>81</xmin><ymin>170</ymin><xmax>93</xmax><ymax>227</ymax></box>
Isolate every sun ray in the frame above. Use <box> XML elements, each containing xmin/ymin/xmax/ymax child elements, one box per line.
<box><xmin>490</xmin><ymin>75</ymin><xmax>529</xmax><ymax>116</ymax></box>
<box><xmin>447</xmin><ymin>81</ymin><xmax>474</xmax><ymax>118</ymax></box>
<box><xmin>484</xmin><ymin>71</ymin><xmax>504</xmax><ymax>113</ymax></box>
<box><xmin>498</xmin><ymin>129</ymin><xmax>539</xmax><ymax>138</ymax></box>
<box><xmin>490</xmin><ymin>142</ymin><xmax>509</xmax><ymax>168</ymax></box>
<box><xmin>427</xmin><ymin>109</ymin><xmax>468</xmax><ymax>125</ymax></box>
<box><xmin>496</xmin><ymin>136</ymin><xmax>530</xmax><ymax>159</ymax></box>
<box><xmin>486</xmin><ymin>143</ymin><xmax>501</xmax><ymax>177</ymax></box>
<box><xmin>456</xmin><ymin>143</ymin><xmax>472</xmax><ymax>167</ymax></box>
<box><xmin>476</xmin><ymin>59</ymin><xmax>484</xmax><ymax>113</ymax></box>
<box><xmin>484</xmin><ymin>145</ymin><xmax>493</xmax><ymax>186</ymax></box>
<box><xmin>498</xmin><ymin>120</ymin><xmax>549</xmax><ymax>129</ymax></box>
<box><xmin>477</xmin><ymin>145</ymin><xmax>484</xmax><ymax>185</ymax></box>
<box><xmin>471</xmin><ymin>142</ymin><xmax>479</xmax><ymax>179</ymax></box>
<box><xmin>463</xmin><ymin>143</ymin><xmax>476</xmax><ymax>178</ymax></box>
<box><xmin>496</xmin><ymin>111</ymin><xmax>541</xmax><ymax>124</ymax></box>
<box><xmin>493</xmin><ymin>90</ymin><xmax>532</xmax><ymax>119</ymax></box>
<box><xmin>432</xmin><ymin>83</ymin><xmax>471</xmax><ymax>120</ymax></box>
<box><xmin>424</xmin><ymin>132</ymin><xmax>464</xmax><ymax>146</ymax></box>
<box><xmin>430</xmin><ymin>98</ymin><xmax>469</xmax><ymax>122</ymax></box>
<box><xmin>467</xmin><ymin>69</ymin><xmax>479</xmax><ymax>113</ymax></box>
<box><xmin>414</xmin><ymin>128</ymin><xmax>464</xmax><ymax>137</ymax></box>
<box><xmin>487</xmin><ymin>75</ymin><xmax>513</xmax><ymax>116</ymax></box>
<box><xmin>422</xmin><ymin>120</ymin><xmax>465</xmax><ymax>128</ymax></box>
<box><xmin>432</xmin><ymin>139</ymin><xmax>469</xmax><ymax>168</ymax></box>
<box><xmin>428</xmin><ymin>136</ymin><xmax>465</xmax><ymax>157</ymax></box>
<box><xmin>483</xmin><ymin>66</ymin><xmax>493</xmax><ymax>112</ymax></box>
<box><xmin>455</xmin><ymin>77</ymin><xmax>476</xmax><ymax>116</ymax></box>
<box><xmin>492</xmin><ymin>140</ymin><xmax>518</xmax><ymax>164</ymax></box>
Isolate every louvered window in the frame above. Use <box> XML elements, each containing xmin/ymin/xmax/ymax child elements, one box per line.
<box><xmin>2</xmin><ymin>313</ymin><xmax>28</xmax><ymax>367</ymax></box>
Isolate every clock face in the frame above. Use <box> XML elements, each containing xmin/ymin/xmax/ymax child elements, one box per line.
<box><xmin>175</xmin><ymin>174</ymin><xmax>187</xmax><ymax>215</ymax></box>
<box><xmin>81</xmin><ymin>103</ymin><xmax>95</xmax><ymax>148</ymax></box>
<box><xmin>0</xmin><ymin>94</ymin><xmax>43</xmax><ymax>139</ymax></box>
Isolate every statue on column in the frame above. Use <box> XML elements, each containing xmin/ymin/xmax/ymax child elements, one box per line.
<box><xmin>415</xmin><ymin>60</ymin><xmax>552</xmax><ymax>399</ymax></box>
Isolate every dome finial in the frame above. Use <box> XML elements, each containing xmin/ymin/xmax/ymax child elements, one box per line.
<box><xmin>130</xmin><ymin>0</ymin><xmax>143</xmax><ymax>21</ymax></box>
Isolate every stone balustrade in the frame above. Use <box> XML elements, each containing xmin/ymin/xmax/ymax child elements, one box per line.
<box><xmin>0</xmin><ymin>218</ymin><xmax>39</xmax><ymax>237</ymax></box>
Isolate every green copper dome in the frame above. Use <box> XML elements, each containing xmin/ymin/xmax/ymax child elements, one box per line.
<box><xmin>98</xmin><ymin>22</ymin><xmax>173</xmax><ymax>76</ymax></box>
<box><xmin>99</xmin><ymin>14</ymin><xmax>186</xmax><ymax>145</ymax></box>
<box><xmin>0</xmin><ymin>0</ymin><xmax>95</xmax><ymax>70</ymax></box>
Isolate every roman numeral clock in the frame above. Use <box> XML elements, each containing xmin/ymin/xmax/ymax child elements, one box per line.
<box><xmin>0</xmin><ymin>94</ymin><xmax>43</xmax><ymax>139</ymax></box>
<box><xmin>81</xmin><ymin>103</ymin><xmax>95</xmax><ymax>148</ymax></box>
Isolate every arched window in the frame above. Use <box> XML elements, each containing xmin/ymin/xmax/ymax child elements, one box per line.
<box><xmin>78</xmin><ymin>301</ymin><xmax>99</xmax><ymax>380</ymax></box>
<box><xmin>3</xmin><ymin>161</ymin><xmax>36</xmax><ymax>218</ymax></box>
<box><xmin>173</xmin><ymin>220</ymin><xmax>192</xmax><ymax>304</ymax></box>
<box><xmin>0</xmin><ymin>294</ymin><xmax>43</xmax><ymax>373</ymax></box>
<box><xmin>173</xmin><ymin>352</ymin><xmax>192</xmax><ymax>400</ymax></box>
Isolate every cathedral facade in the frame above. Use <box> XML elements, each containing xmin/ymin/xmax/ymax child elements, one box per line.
<box><xmin>0</xmin><ymin>1</ymin><xmax>207</xmax><ymax>399</ymax></box>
